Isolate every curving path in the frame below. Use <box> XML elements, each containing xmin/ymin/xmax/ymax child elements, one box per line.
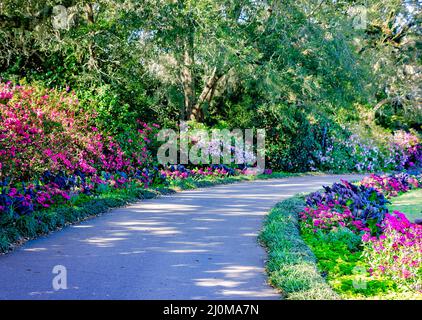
<box><xmin>0</xmin><ymin>174</ymin><xmax>364</xmax><ymax>300</ymax></box>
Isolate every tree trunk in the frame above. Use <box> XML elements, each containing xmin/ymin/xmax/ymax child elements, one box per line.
<box><xmin>85</xmin><ymin>4</ymin><xmax>97</xmax><ymax>71</ymax></box>
<box><xmin>85</xmin><ymin>3</ymin><xmax>95</xmax><ymax>24</ymax></box>
<box><xmin>189</xmin><ymin>67</ymin><xmax>223</xmax><ymax>121</ymax></box>
<box><xmin>180</xmin><ymin>31</ymin><xmax>195</xmax><ymax>120</ymax></box>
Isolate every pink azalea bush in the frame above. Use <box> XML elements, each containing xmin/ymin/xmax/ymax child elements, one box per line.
<box><xmin>0</xmin><ymin>82</ymin><xmax>156</xmax><ymax>179</ymax></box>
<box><xmin>0</xmin><ymin>81</ymin><xmax>158</xmax><ymax>214</ymax></box>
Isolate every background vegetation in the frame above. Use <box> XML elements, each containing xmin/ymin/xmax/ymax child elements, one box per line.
<box><xmin>0</xmin><ymin>0</ymin><xmax>420</xmax><ymax>172</ymax></box>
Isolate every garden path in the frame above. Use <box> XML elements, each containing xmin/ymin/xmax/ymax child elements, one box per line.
<box><xmin>0</xmin><ymin>174</ymin><xmax>364</xmax><ymax>299</ymax></box>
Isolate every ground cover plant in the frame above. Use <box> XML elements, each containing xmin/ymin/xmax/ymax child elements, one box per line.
<box><xmin>299</xmin><ymin>173</ymin><xmax>422</xmax><ymax>299</ymax></box>
<box><xmin>259</xmin><ymin>196</ymin><xmax>340</xmax><ymax>300</ymax></box>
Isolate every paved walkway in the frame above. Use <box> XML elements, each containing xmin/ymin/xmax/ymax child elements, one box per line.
<box><xmin>0</xmin><ymin>174</ymin><xmax>364</xmax><ymax>299</ymax></box>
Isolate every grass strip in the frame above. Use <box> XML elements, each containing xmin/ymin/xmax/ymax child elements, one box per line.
<box><xmin>259</xmin><ymin>195</ymin><xmax>339</xmax><ymax>300</ymax></box>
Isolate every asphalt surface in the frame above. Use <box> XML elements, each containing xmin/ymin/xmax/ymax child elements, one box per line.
<box><xmin>0</xmin><ymin>174</ymin><xmax>364</xmax><ymax>300</ymax></box>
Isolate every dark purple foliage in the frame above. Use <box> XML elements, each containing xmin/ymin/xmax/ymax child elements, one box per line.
<box><xmin>305</xmin><ymin>179</ymin><xmax>389</xmax><ymax>225</ymax></box>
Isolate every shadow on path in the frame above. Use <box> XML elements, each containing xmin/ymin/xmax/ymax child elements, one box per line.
<box><xmin>0</xmin><ymin>174</ymin><xmax>365</xmax><ymax>299</ymax></box>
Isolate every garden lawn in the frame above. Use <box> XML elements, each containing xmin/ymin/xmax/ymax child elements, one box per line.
<box><xmin>387</xmin><ymin>189</ymin><xmax>422</xmax><ymax>222</ymax></box>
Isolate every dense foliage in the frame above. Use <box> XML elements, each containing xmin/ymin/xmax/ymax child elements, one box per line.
<box><xmin>0</xmin><ymin>1</ymin><xmax>420</xmax><ymax>173</ymax></box>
